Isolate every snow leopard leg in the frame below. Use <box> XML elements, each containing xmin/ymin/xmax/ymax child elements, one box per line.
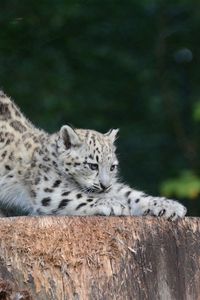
<box><xmin>30</xmin><ymin>179</ymin><xmax>186</xmax><ymax>219</ymax></box>
<box><xmin>29</xmin><ymin>180</ymin><xmax>128</xmax><ymax>216</ymax></box>
<box><xmin>110</xmin><ymin>183</ymin><xmax>187</xmax><ymax>220</ymax></box>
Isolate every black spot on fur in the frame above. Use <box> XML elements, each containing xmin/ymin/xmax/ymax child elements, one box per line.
<box><xmin>10</xmin><ymin>120</ymin><xmax>27</xmax><ymax>133</ymax></box>
<box><xmin>58</xmin><ymin>199</ymin><xmax>71</xmax><ymax>209</ymax></box>
<box><xmin>14</xmin><ymin>109</ymin><xmax>21</xmax><ymax>117</ymax></box>
<box><xmin>143</xmin><ymin>209</ymin><xmax>151</xmax><ymax>216</ymax></box>
<box><xmin>158</xmin><ymin>209</ymin><xmax>166</xmax><ymax>216</ymax></box>
<box><xmin>43</xmin><ymin>156</ymin><xmax>50</xmax><ymax>162</ymax></box>
<box><xmin>0</xmin><ymin>103</ymin><xmax>11</xmax><ymax>120</ymax></box>
<box><xmin>39</xmin><ymin>164</ymin><xmax>50</xmax><ymax>172</ymax></box>
<box><xmin>74</xmin><ymin>163</ymin><xmax>80</xmax><ymax>166</ymax></box>
<box><xmin>5</xmin><ymin>165</ymin><xmax>11</xmax><ymax>170</ymax></box>
<box><xmin>53</xmin><ymin>180</ymin><xmax>61</xmax><ymax>188</ymax></box>
<box><xmin>33</xmin><ymin>136</ymin><xmax>40</xmax><ymax>144</ymax></box>
<box><xmin>35</xmin><ymin>177</ymin><xmax>41</xmax><ymax>185</ymax></box>
<box><xmin>25</xmin><ymin>142</ymin><xmax>32</xmax><ymax>150</ymax></box>
<box><xmin>8</xmin><ymin>152</ymin><xmax>14</xmax><ymax>160</ymax></box>
<box><xmin>87</xmin><ymin>198</ymin><xmax>93</xmax><ymax>202</ymax></box>
<box><xmin>125</xmin><ymin>191</ymin><xmax>131</xmax><ymax>197</ymax></box>
<box><xmin>42</xmin><ymin>197</ymin><xmax>51</xmax><ymax>206</ymax></box>
<box><xmin>135</xmin><ymin>199</ymin><xmax>140</xmax><ymax>203</ymax></box>
<box><xmin>168</xmin><ymin>212</ymin><xmax>176</xmax><ymax>220</ymax></box>
<box><xmin>76</xmin><ymin>203</ymin><xmax>87</xmax><ymax>210</ymax></box>
<box><xmin>5</xmin><ymin>134</ymin><xmax>14</xmax><ymax>144</ymax></box>
<box><xmin>53</xmin><ymin>161</ymin><xmax>58</xmax><ymax>167</ymax></box>
<box><xmin>76</xmin><ymin>193</ymin><xmax>82</xmax><ymax>199</ymax></box>
<box><xmin>1</xmin><ymin>151</ymin><xmax>7</xmax><ymax>158</ymax></box>
<box><xmin>62</xmin><ymin>191</ymin><xmax>70</xmax><ymax>196</ymax></box>
<box><xmin>44</xmin><ymin>188</ymin><xmax>53</xmax><ymax>193</ymax></box>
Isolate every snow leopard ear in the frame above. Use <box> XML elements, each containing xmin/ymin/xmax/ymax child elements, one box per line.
<box><xmin>60</xmin><ymin>125</ymin><xmax>81</xmax><ymax>149</ymax></box>
<box><xmin>104</xmin><ymin>129</ymin><xmax>119</xmax><ymax>143</ymax></box>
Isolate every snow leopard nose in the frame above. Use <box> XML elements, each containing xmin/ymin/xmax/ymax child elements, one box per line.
<box><xmin>99</xmin><ymin>169</ymin><xmax>111</xmax><ymax>190</ymax></box>
<box><xmin>100</xmin><ymin>182</ymin><xmax>111</xmax><ymax>191</ymax></box>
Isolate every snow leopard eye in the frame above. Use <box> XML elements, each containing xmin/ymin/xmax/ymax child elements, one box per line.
<box><xmin>110</xmin><ymin>164</ymin><xmax>116</xmax><ymax>172</ymax></box>
<box><xmin>88</xmin><ymin>163</ymin><xmax>98</xmax><ymax>171</ymax></box>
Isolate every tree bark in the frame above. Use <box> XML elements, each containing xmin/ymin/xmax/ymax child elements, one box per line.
<box><xmin>0</xmin><ymin>216</ymin><xmax>199</xmax><ymax>300</ymax></box>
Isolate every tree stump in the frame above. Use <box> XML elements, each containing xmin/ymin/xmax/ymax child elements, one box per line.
<box><xmin>0</xmin><ymin>216</ymin><xmax>199</xmax><ymax>300</ymax></box>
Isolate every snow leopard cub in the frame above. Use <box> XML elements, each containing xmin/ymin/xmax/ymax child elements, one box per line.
<box><xmin>0</xmin><ymin>91</ymin><xmax>186</xmax><ymax>219</ymax></box>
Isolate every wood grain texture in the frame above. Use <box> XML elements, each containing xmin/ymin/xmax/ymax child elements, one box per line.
<box><xmin>0</xmin><ymin>216</ymin><xmax>199</xmax><ymax>300</ymax></box>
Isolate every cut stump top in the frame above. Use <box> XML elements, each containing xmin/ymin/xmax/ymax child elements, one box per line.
<box><xmin>0</xmin><ymin>216</ymin><xmax>199</xmax><ymax>300</ymax></box>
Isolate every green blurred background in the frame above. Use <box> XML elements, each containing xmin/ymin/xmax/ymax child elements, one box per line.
<box><xmin>1</xmin><ymin>0</ymin><xmax>200</xmax><ymax>215</ymax></box>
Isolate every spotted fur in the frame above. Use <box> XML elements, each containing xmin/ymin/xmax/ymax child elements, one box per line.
<box><xmin>0</xmin><ymin>91</ymin><xmax>187</xmax><ymax>220</ymax></box>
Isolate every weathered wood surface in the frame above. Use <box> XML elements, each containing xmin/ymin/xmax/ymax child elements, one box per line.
<box><xmin>0</xmin><ymin>216</ymin><xmax>199</xmax><ymax>300</ymax></box>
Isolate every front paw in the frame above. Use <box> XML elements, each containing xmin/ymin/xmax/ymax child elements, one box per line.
<box><xmin>130</xmin><ymin>196</ymin><xmax>187</xmax><ymax>220</ymax></box>
<box><xmin>94</xmin><ymin>203</ymin><xmax>126</xmax><ymax>216</ymax></box>
<box><xmin>145</xmin><ymin>199</ymin><xmax>187</xmax><ymax>220</ymax></box>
